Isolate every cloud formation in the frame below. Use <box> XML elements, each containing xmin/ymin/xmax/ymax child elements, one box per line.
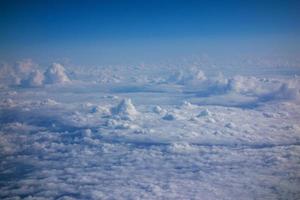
<box><xmin>0</xmin><ymin>61</ymin><xmax>70</xmax><ymax>87</ymax></box>
<box><xmin>44</xmin><ymin>63</ymin><xmax>70</xmax><ymax>84</ymax></box>
<box><xmin>1</xmin><ymin>60</ymin><xmax>300</xmax><ymax>199</ymax></box>
<box><xmin>21</xmin><ymin>70</ymin><xmax>45</xmax><ymax>87</ymax></box>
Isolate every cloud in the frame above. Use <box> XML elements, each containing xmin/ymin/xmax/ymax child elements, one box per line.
<box><xmin>259</xmin><ymin>79</ymin><xmax>300</xmax><ymax>102</ymax></box>
<box><xmin>44</xmin><ymin>63</ymin><xmax>70</xmax><ymax>84</ymax></box>
<box><xmin>0</xmin><ymin>60</ymin><xmax>37</xmax><ymax>86</ymax></box>
<box><xmin>226</xmin><ymin>75</ymin><xmax>300</xmax><ymax>102</ymax></box>
<box><xmin>111</xmin><ymin>98</ymin><xmax>139</xmax><ymax>120</ymax></box>
<box><xmin>1</xmin><ymin>63</ymin><xmax>300</xmax><ymax>199</ymax></box>
<box><xmin>13</xmin><ymin>59</ymin><xmax>37</xmax><ymax>78</ymax></box>
<box><xmin>21</xmin><ymin>70</ymin><xmax>45</xmax><ymax>87</ymax></box>
<box><xmin>0</xmin><ymin>61</ymin><xmax>71</xmax><ymax>87</ymax></box>
<box><xmin>167</xmin><ymin>67</ymin><xmax>206</xmax><ymax>85</ymax></box>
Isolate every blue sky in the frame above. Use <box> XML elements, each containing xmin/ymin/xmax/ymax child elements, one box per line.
<box><xmin>1</xmin><ymin>0</ymin><xmax>300</xmax><ymax>65</ymax></box>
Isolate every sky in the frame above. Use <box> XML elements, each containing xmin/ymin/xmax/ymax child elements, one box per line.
<box><xmin>0</xmin><ymin>0</ymin><xmax>300</xmax><ymax>65</ymax></box>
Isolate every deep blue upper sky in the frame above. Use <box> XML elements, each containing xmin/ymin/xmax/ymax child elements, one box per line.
<box><xmin>1</xmin><ymin>0</ymin><xmax>300</xmax><ymax>65</ymax></box>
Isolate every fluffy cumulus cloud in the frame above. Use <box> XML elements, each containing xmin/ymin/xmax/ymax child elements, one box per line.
<box><xmin>0</xmin><ymin>61</ymin><xmax>70</xmax><ymax>87</ymax></box>
<box><xmin>111</xmin><ymin>98</ymin><xmax>139</xmax><ymax>120</ymax></box>
<box><xmin>171</xmin><ymin>69</ymin><xmax>300</xmax><ymax>104</ymax></box>
<box><xmin>44</xmin><ymin>63</ymin><xmax>71</xmax><ymax>84</ymax></box>
<box><xmin>21</xmin><ymin>70</ymin><xmax>45</xmax><ymax>87</ymax></box>
<box><xmin>167</xmin><ymin>67</ymin><xmax>206</xmax><ymax>85</ymax></box>
<box><xmin>0</xmin><ymin>59</ymin><xmax>37</xmax><ymax>86</ymax></box>
<box><xmin>258</xmin><ymin>79</ymin><xmax>300</xmax><ymax>103</ymax></box>
<box><xmin>226</xmin><ymin>75</ymin><xmax>300</xmax><ymax>102</ymax></box>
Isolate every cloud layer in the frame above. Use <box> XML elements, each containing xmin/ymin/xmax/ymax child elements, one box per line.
<box><xmin>1</xmin><ymin>60</ymin><xmax>300</xmax><ymax>199</ymax></box>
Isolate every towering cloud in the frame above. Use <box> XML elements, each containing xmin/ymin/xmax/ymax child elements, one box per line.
<box><xmin>111</xmin><ymin>98</ymin><xmax>139</xmax><ymax>120</ymax></box>
<box><xmin>0</xmin><ymin>60</ymin><xmax>38</xmax><ymax>86</ymax></box>
<box><xmin>22</xmin><ymin>70</ymin><xmax>45</xmax><ymax>87</ymax></box>
<box><xmin>44</xmin><ymin>63</ymin><xmax>70</xmax><ymax>84</ymax></box>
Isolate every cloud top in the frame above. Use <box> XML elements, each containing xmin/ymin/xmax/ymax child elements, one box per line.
<box><xmin>44</xmin><ymin>63</ymin><xmax>70</xmax><ymax>84</ymax></box>
<box><xmin>0</xmin><ymin>61</ymin><xmax>70</xmax><ymax>87</ymax></box>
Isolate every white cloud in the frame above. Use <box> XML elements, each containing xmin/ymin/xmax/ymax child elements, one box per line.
<box><xmin>110</xmin><ymin>98</ymin><xmax>139</xmax><ymax>120</ymax></box>
<box><xmin>0</xmin><ymin>61</ymin><xmax>72</xmax><ymax>87</ymax></box>
<box><xmin>13</xmin><ymin>59</ymin><xmax>36</xmax><ymax>78</ymax></box>
<box><xmin>0</xmin><ymin>62</ymin><xmax>22</xmax><ymax>86</ymax></box>
<box><xmin>1</xmin><ymin>60</ymin><xmax>300</xmax><ymax>199</ymax></box>
<box><xmin>167</xmin><ymin>67</ymin><xmax>206</xmax><ymax>85</ymax></box>
<box><xmin>21</xmin><ymin>70</ymin><xmax>45</xmax><ymax>87</ymax></box>
<box><xmin>44</xmin><ymin>63</ymin><xmax>70</xmax><ymax>84</ymax></box>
